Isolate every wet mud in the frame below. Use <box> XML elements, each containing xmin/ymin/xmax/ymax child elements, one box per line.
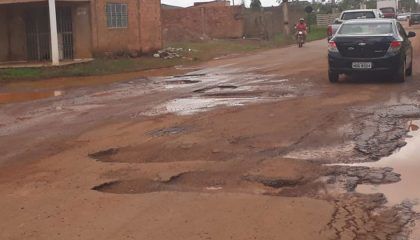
<box><xmin>88</xmin><ymin>148</ymin><xmax>119</xmax><ymax>161</ymax></box>
<box><xmin>0</xmin><ymin>90</ymin><xmax>63</xmax><ymax>104</ymax></box>
<box><xmin>147</xmin><ymin>126</ymin><xmax>189</xmax><ymax>137</ymax></box>
<box><xmin>4</xmin><ymin>35</ymin><xmax>420</xmax><ymax>240</ymax></box>
<box><xmin>353</xmin><ymin>105</ymin><xmax>420</xmax><ymax>161</ymax></box>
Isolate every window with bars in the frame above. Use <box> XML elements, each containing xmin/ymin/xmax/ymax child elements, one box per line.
<box><xmin>106</xmin><ymin>3</ymin><xmax>128</xmax><ymax>28</ymax></box>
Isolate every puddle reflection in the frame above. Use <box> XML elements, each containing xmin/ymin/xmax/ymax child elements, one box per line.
<box><xmin>0</xmin><ymin>90</ymin><xmax>63</xmax><ymax>104</ymax></box>
<box><xmin>352</xmin><ymin>120</ymin><xmax>420</xmax><ymax>239</ymax></box>
<box><xmin>356</xmin><ymin>120</ymin><xmax>420</xmax><ymax>211</ymax></box>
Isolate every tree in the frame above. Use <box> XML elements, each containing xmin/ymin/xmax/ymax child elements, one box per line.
<box><xmin>400</xmin><ymin>0</ymin><xmax>418</xmax><ymax>12</ymax></box>
<box><xmin>250</xmin><ymin>0</ymin><xmax>262</xmax><ymax>10</ymax></box>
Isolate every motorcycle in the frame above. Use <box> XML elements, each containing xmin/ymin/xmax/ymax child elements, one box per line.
<box><xmin>297</xmin><ymin>31</ymin><xmax>304</xmax><ymax>48</ymax></box>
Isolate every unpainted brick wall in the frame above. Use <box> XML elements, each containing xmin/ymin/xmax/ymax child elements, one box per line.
<box><xmin>162</xmin><ymin>6</ymin><xmax>244</xmax><ymax>43</ymax></box>
<box><xmin>91</xmin><ymin>0</ymin><xmax>162</xmax><ymax>55</ymax></box>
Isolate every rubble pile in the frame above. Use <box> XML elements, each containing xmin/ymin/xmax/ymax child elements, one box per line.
<box><xmin>153</xmin><ymin>47</ymin><xmax>193</xmax><ymax>59</ymax></box>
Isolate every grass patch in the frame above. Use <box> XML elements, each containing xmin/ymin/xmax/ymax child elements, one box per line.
<box><xmin>307</xmin><ymin>26</ymin><xmax>327</xmax><ymax>42</ymax></box>
<box><xmin>1</xmin><ymin>68</ymin><xmax>42</xmax><ymax>79</ymax></box>
<box><xmin>271</xmin><ymin>26</ymin><xmax>327</xmax><ymax>45</ymax></box>
<box><xmin>0</xmin><ymin>40</ymin><xmax>265</xmax><ymax>82</ymax></box>
<box><xmin>170</xmin><ymin>39</ymin><xmax>264</xmax><ymax>61</ymax></box>
<box><xmin>0</xmin><ymin>58</ymin><xmax>188</xmax><ymax>82</ymax></box>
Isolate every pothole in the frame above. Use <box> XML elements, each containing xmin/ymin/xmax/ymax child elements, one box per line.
<box><xmin>164</xmin><ymin>80</ymin><xmax>200</xmax><ymax>85</ymax></box>
<box><xmin>88</xmin><ymin>148</ymin><xmax>119</xmax><ymax>161</ymax></box>
<box><xmin>143</xmin><ymin>97</ymin><xmax>262</xmax><ymax>116</ymax></box>
<box><xmin>243</xmin><ymin>173</ymin><xmax>303</xmax><ymax>188</ymax></box>
<box><xmin>193</xmin><ymin>85</ymin><xmax>238</xmax><ymax>93</ymax></box>
<box><xmin>92</xmin><ymin>179</ymin><xmax>164</xmax><ymax>194</ymax></box>
<box><xmin>147</xmin><ymin>126</ymin><xmax>189</xmax><ymax>137</ymax></box>
<box><xmin>92</xmin><ymin>171</ymin><xmax>255</xmax><ymax>194</ymax></box>
<box><xmin>355</xmin><ymin>120</ymin><xmax>420</xmax><ymax>210</ymax></box>
<box><xmin>173</xmin><ymin>73</ymin><xmax>206</xmax><ymax>78</ymax></box>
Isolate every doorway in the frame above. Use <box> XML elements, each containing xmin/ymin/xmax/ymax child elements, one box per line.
<box><xmin>25</xmin><ymin>6</ymin><xmax>74</xmax><ymax>61</ymax></box>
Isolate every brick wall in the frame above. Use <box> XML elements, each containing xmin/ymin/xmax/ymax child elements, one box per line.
<box><xmin>90</xmin><ymin>0</ymin><xmax>162</xmax><ymax>56</ymax></box>
<box><xmin>139</xmin><ymin>0</ymin><xmax>162</xmax><ymax>52</ymax></box>
<box><xmin>162</xmin><ymin>6</ymin><xmax>244</xmax><ymax>43</ymax></box>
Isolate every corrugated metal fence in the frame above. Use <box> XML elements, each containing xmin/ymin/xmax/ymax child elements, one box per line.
<box><xmin>316</xmin><ymin>13</ymin><xmax>340</xmax><ymax>26</ymax></box>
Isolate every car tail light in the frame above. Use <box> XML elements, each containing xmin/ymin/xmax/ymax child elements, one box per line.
<box><xmin>327</xmin><ymin>26</ymin><xmax>333</xmax><ymax>37</ymax></box>
<box><xmin>387</xmin><ymin>40</ymin><xmax>402</xmax><ymax>54</ymax></box>
<box><xmin>328</xmin><ymin>41</ymin><xmax>339</xmax><ymax>53</ymax></box>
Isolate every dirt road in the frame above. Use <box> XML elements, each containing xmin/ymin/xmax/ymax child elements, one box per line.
<box><xmin>2</xmin><ymin>27</ymin><xmax>420</xmax><ymax>240</ymax></box>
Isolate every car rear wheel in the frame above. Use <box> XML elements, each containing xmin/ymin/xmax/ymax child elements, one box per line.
<box><xmin>394</xmin><ymin>61</ymin><xmax>406</xmax><ymax>83</ymax></box>
<box><xmin>329</xmin><ymin>70</ymin><xmax>339</xmax><ymax>83</ymax></box>
<box><xmin>406</xmin><ymin>61</ymin><xmax>413</xmax><ymax>76</ymax></box>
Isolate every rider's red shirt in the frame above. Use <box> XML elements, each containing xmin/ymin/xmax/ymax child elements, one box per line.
<box><xmin>295</xmin><ymin>23</ymin><xmax>307</xmax><ymax>31</ymax></box>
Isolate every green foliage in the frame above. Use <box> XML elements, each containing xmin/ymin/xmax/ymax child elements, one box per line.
<box><xmin>306</xmin><ymin>12</ymin><xmax>317</xmax><ymax>25</ymax></box>
<box><xmin>400</xmin><ymin>0</ymin><xmax>418</xmax><ymax>11</ymax></box>
<box><xmin>366</xmin><ymin>0</ymin><xmax>376</xmax><ymax>9</ymax></box>
<box><xmin>307</xmin><ymin>26</ymin><xmax>327</xmax><ymax>41</ymax></box>
<box><xmin>250</xmin><ymin>0</ymin><xmax>262</xmax><ymax>10</ymax></box>
<box><xmin>338</xmin><ymin>0</ymin><xmax>376</xmax><ymax>10</ymax></box>
<box><xmin>311</xmin><ymin>3</ymin><xmax>334</xmax><ymax>14</ymax></box>
<box><xmin>0</xmin><ymin>68</ymin><xmax>41</xmax><ymax>79</ymax></box>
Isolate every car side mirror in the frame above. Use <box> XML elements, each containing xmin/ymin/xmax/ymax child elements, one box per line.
<box><xmin>334</xmin><ymin>18</ymin><xmax>342</xmax><ymax>24</ymax></box>
<box><xmin>408</xmin><ymin>31</ymin><xmax>416</xmax><ymax>38</ymax></box>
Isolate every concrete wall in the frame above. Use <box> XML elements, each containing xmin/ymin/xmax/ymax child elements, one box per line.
<box><xmin>90</xmin><ymin>0</ymin><xmax>162</xmax><ymax>56</ymax></box>
<box><xmin>0</xmin><ymin>6</ymin><xmax>9</xmax><ymax>61</ymax></box>
<box><xmin>244</xmin><ymin>6</ymin><xmax>305</xmax><ymax>39</ymax></box>
<box><xmin>162</xmin><ymin>6</ymin><xmax>244</xmax><ymax>43</ymax></box>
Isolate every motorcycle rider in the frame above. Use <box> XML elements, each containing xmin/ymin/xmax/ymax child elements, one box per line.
<box><xmin>295</xmin><ymin>18</ymin><xmax>308</xmax><ymax>43</ymax></box>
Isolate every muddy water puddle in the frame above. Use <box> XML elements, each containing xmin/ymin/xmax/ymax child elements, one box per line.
<box><xmin>353</xmin><ymin>120</ymin><xmax>420</xmax><ymax>239</ymax></box>
<box><xmin>146</xmin><ymin>69</ymin><xmax>304</xmax><ymax>116</ymax></box>
<box><xmin>355</xmin><ymin>120</ymin><xmax>420</xmax><ymax>210</ymax></box>
<box><xmin>0</xmin><ymin>90</ymin><xmax>63</xmax><ymax>104</ymax></box>
<box><xmin>144</xmin><ymin>97</ymin><xmax>271</xmax><ymax>116</ymax></box>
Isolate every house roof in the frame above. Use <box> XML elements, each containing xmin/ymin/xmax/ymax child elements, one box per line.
<box><xmin>0</xmin><ymin>0</ymin><xmax>89</xmax><ymax>4</ymax></box>
<box><xmin>161</xmin><ymin>3</ymin><xmax>183</xmax><ymax>9</ymax></box>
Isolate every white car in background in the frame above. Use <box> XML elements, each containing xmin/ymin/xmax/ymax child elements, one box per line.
<box><xmin>397</xmin><ymin>13</ymin><xmax>411</xmax><ymax>21</ymax></box>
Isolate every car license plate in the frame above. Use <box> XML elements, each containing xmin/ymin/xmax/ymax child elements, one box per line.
<box><xmin>352</xmin><ymin>62</ymin><xmax>372</xmax><ymax>69</ymax></box>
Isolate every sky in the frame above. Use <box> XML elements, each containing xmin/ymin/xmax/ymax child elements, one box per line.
<box><xmin>161</xmin><ymin>0</ymin><xmax>280</xmax><ymax>8</ymax></box>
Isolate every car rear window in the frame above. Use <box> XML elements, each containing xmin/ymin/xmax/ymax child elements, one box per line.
<box><xmin>411</xmin><ymin>14</ymin><xmax>420</xmax><ymax>20</ymax></box>
<box><xmin>380</xmin><ymin>8</ymin><xmax>395</xmax><ymax>13</ymax></box>
<box><xmin>342</xmin><ymin>11</ymin><xmax>376</xmax><ymax>20</ymax></box>
<box><xmin>338</xmin><ymin>22</ymin><xmax>393</xmax><ymax>35</ymax></box>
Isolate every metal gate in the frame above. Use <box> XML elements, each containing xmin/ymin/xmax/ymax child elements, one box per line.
<box><xmin>25</xmin><ymin>6</ymin><xmax>74</xmax><ymax>61</ymax></box>
<box><xmin>57</xmin><ymin>7</ymin><xmax>74</xmax><ymax>60</ymax></box>
<box><xmin>26</xmin><ymin>8</ymin><xmax>51</xmax><ymax>61</ymax></box>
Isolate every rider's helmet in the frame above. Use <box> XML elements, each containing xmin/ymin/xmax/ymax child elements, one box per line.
<box><xmin>299</xmin><ymin>18</ymin><xmax>305</xmax><ymax>23</ymax></box>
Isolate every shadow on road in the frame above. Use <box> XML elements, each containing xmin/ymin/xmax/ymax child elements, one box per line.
<box><xmin>336</xmin><ymin>73</ymin><xmax>411</xmax><ymax>85</ymax></box>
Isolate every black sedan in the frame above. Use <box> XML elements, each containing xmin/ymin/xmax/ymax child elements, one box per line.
<box><xmin>328</xmin><ymin>19</ymin><xmax>415</xmax><ymax>83</ymax></box>
<box><xmin>409</xmin><ymin>13</ymin><xmax>420</xmax><ymax>26</ymax></box>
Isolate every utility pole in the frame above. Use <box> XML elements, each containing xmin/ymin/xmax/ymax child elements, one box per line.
<box><xmin>48</xmin><ymin>0</ymin><xmax>59</xmax><ymax>65</ymax></box>
<box><xmin>331</xmin><ymin>0</ymin><xmax>337</xmax><ymax>13</ymax></box>
<box><xmin>282</xmin><ymin>0</ymin><xmax>290</xmax><ymax>36</ymax></box>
